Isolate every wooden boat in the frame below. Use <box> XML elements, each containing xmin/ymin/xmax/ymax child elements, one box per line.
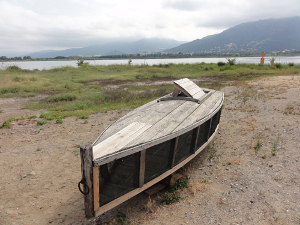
<box><xmin>79</xmin><ymin>78</ymin><xmax>224</xmax><ymax>218</ymax></box>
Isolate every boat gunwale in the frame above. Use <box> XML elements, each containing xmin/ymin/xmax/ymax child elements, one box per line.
<box><xmin>93</xmin><ymin>92</ymin><xmax>224</xmax><ymax>167</ymax></box>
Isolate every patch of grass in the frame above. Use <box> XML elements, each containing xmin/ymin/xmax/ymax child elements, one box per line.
<box><xmin>12</xmin><ymin>76</ymin><xmax>27</xmax><ymax>82</ymax></box>
<box><xmin>1</xmin><ymin>63</ymin><xmax>299</xmax><ymax>120</ymax></box>
<box><xmin>254</xmin><ymin>139</ymin><xmax>262</xmax><ymax>154</ymax></box>
<box><xmin>29</xmin><ymin>77</ymin><xmax>38</xmax><ymax>81</ymax></box>
<box><xmin>0</xmin><ymin>120</ymin><xmax>12</xmax><ymax>128</ymax></box>
<box><xmin>271</xmin><ymin>134</ymin><xmax>280</xmax><ymax>156</ymax></box>
<box><xmin>0</xmin><ymin>86</ymin><xmax>22</xmax><ymax>95</ymax></box>
<box><xmin>37</xmin><ymin>120</ymin><xmax>47</xmax><ymax>126</ymax></box>
<box><xmin>36</xmin><ymin>148</ymin><xmax>41</xmax><ymax>151</ymax></box>
<box><xmin>46</xmin><ymin>93</ymin><xmax>77</xmax><ymax>102</ymax></box>
<box><xmin>0</xmin><ymin>115</ymin><xmax>37</xmax><ymax>128</ymax></box>
<box><xmin>117</xmin><ymin>210</ymin><xmax>130</xmax><ymax>225</ymax></box>
<box><xmin>0</xmin><ymin>109</ymin><xmax>3</xmax><ymax>113</ymax></box>
<box><xmin>171</xmin><ymin>178</ymin><xmax>189</xmax><ymax>191</ymax></box>
<box><xmin>161</xmin><ymin>192</ymin><xmax>181</xmax><ymax>205</ymax></box>
<box><xmin>73</xmin><ymin>149</ymin><xmax>79</xmax><ymax>156</ymax></box>
<box><xmin>84</xmin><ymin>119</ymin><xmax>88</xmax><ymax>124</ymax></box>
<box><xmin>56</xmin><ymin>117</ymin><xmax>63</xmax><ymax>124</ymax></box>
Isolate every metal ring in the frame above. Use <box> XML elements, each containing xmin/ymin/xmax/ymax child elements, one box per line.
<box><xmin>78</xmin><ymin>178</ymin><xmax>90</xmax><ymax>195</ymax></box>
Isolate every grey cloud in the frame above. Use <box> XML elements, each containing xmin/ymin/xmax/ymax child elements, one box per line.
<box><xmin>195</xmin><ymin>0</ymin><xmax>300</xmax><ymax>29</ymax></box>
<box><xmin>163</xmin><ymin>0</ymin><xmax>203</xmax><ymax>11</ymax></box>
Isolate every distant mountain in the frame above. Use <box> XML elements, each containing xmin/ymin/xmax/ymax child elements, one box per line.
<box><xmin>29</xmin><ymin>38</ymin><xmax>187</xmax><ymax>58</ymax></box>
<box><xmin>164</xmin><ymin>17</ymin><xmax>300</xmax><ymax>54</ymax></box>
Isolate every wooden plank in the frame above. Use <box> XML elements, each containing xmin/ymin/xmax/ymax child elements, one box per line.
<box><xmin>94</xmin><ymin>125</ymin><xmax>219</xmax><ymax>217</ymax></box>
<box><xmin>206</xmin><ymin>117</ymin><xmax>213</xmax><ymax>141</ymax></box>
<box><xmin>144</xmin><ymin>183</ymin><xmax>167</xmax><ymax>196</ymax></box>
<box><xmin>93</xmin><ymin>167</ymin><xmax>100</xmax><ymax>210</ymax></box>
<box><xmin>139</xmin><ymin>150</ymin><xmax>146</xmax><ymax>188</ymax></box>
<box><xmin>193</xmin><ymin>90</ymin><xmax>206</xmax><ymax>99</ymax></box>
<box><xmin>93</xmin><ymin>122</ymin><xmax>152</xmax><ymax>160</ymax></box>
<box><xmin>191</xmin><ymin>126</ymin><xmax>200</xmax><ymax>154</ymax></box>
<box><xmin>174</xmin><ymin>78</ymin><xmax>190</xmax><ymax>85</ymax></box>
<box><xmin>80</xmin><ymin>144</ymin><xmax>94</xmax><ymax>218</ymax></box>
<box><xmin>170</xmin><ymin>137</ymin><xmax>179</xmax><ymax>168</ymax></box>
<box><xmin>127</xmin><ymin>101</ymin><xmax>199</xmax><ymax>146</ymax></box>
<box><xmin>173</xmin><ymin>91</ymin><xmax>223</xmax><ymax>132</ymax></box>
<box><xmin>208</xmin><ymin>94</ymin><xmax>224</xmax><ymax>114</ymax></box>
<box><xmin>96</xmin><ymin>100</ymin><xmax>184</xmax><ymax>145</ymax></box>
<box><xmin>174</xmin><ymin>79</ymin><xmax>205</xmax><ymax>99</ymax></box>
<box><xmin>172</xmin><ymin>88</ymin><xmax>181</xmax><ymax>97</ymax></box>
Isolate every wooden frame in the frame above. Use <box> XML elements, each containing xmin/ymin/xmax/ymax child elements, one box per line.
<box><xmin>94</xmin><ymin>124</ymin><xmax>219</xmax><ymax>217</ymax></box>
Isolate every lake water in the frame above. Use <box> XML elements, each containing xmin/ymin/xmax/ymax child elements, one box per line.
<box><xmin>1</xmin><ymin>56</ymin><xmax>300</xmax><ymax>70</ymax></box>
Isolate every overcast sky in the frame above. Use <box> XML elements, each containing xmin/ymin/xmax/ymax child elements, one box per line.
<box><xmin>0</xmin><ymin>0</ymin><xmax>299</xmax><ymax>56</ymax></box>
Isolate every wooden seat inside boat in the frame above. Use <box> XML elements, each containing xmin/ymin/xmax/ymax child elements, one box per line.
<box><xmin>172</xmin><ymin>78</ymin><xmax>205</xmax><ymax>99</ymax></box>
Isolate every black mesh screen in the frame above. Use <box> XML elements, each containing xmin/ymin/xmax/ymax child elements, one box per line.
<box><xmin>144</xmin><ymin>140</ymin><xmax>172</xmax><ymax>183</ymax></box>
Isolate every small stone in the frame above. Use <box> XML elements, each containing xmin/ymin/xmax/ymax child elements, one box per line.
<box><xmin>27</xmin><ymin>171</ymin><xmax>36</xmax><ymax>176</ymax></box>
<box><xmin>269</xmin><ymin>165</ymin><xmax>273</xmax><ymax>167</ymax></box>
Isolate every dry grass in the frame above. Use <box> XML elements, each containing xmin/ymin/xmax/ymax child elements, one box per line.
<box><xmin>144</xmin><ymin>197</ymin><xmax>155</xmax><ymax>211</ymax></box>
<box><xmin>283</xmin><ymin>104</ymin><xmax>300</xmax><ymax>115</ymax></box>
<box><xmin>188</xmin><ymin>178</ymin><xmax>211</xmax><ymax>195</ymax></box>
<box><xmin>240</xmin><ymin>118</ymin><xmax>257</xmax><ymax>132</ymax></box>
<box><xmin>227</xmin><ymin>157</ymin><xmax>243</xmax><ymax>165</ymax></box>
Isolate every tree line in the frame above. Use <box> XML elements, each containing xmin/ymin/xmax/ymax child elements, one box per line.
<box><xmin>1</xmin><ymin>50</ymin><xmax>300</xmax><ymax>61</ymax></box>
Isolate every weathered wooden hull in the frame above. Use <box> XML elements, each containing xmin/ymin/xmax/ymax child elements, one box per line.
<box><xmin>79</xmin><ymin>79</ymin><xmax>224</xmax><ymax>218</ymax></box>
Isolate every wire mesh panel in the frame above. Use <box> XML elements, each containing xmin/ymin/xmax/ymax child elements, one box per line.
<box><xmin>209</xmin><ymin>109</ymin><xmax>222</xmax><ymax>137</ymax></box>
<box><xmin>144</xmin><ymin>140</ymin><xmax>172</xmax><ymax>183</ymax></box>
<box><xmin>99</xmin><ymin>155</ymin><xmax>136</xmax><ymax>206</ymax></box>
<box><xmin>174</xmin><ymin>129</ymin><xmax>193</xmax><ymax>165</ymax></box>
<box><xmin>196</xmin><ymin>119</ymin><xmax>211</xmax><ymax>150</ymax></box>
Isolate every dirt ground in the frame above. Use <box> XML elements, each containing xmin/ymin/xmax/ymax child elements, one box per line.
<box><xmin>1</xmin><ymin>75</ymin><xmax>300</xmax><ymax>225</ymax></box>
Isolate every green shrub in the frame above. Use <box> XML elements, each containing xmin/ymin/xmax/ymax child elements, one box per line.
<box><xmin>274</xmin><ymin>63</ymin><xmax>283</xmax><ymax>69</ymax></box>
<box><xmin>226</xmin><ymin>58</ymin><xmax>236</xmax><ymax>66</ymax></box>
<box><xmin>220</xmin><ymin>65</ymin><xmax>234</xmax><ymax>71</ymax></box>
<box><xmin>171</xmin><ymin>178</ymin><xmax>189</xmax><ymax>191</ymax></box>
<box><xmin>270</xmin><ymin>57</ymin><xmax>276</xmax><ymax>65</ymax></box>
<box><xmin>288</xmin><ymin>63</ymin><xmax>294</xmax><ymax>67</ymax></box>
<box><xmin>217</xmin><ymin>61</ymin><xmax>226</xmax><ymax>67</ymax></box>
<box><xmin>6</xmin><ymin>65</ymin><xmax>22</xmax><ymax>72</ymax></box>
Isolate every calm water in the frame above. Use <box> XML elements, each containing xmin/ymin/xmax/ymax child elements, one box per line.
<box><xmin>1</xmin><ymin>56</ymin><xmax>300</xmax><ymax>70</ymax></box>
